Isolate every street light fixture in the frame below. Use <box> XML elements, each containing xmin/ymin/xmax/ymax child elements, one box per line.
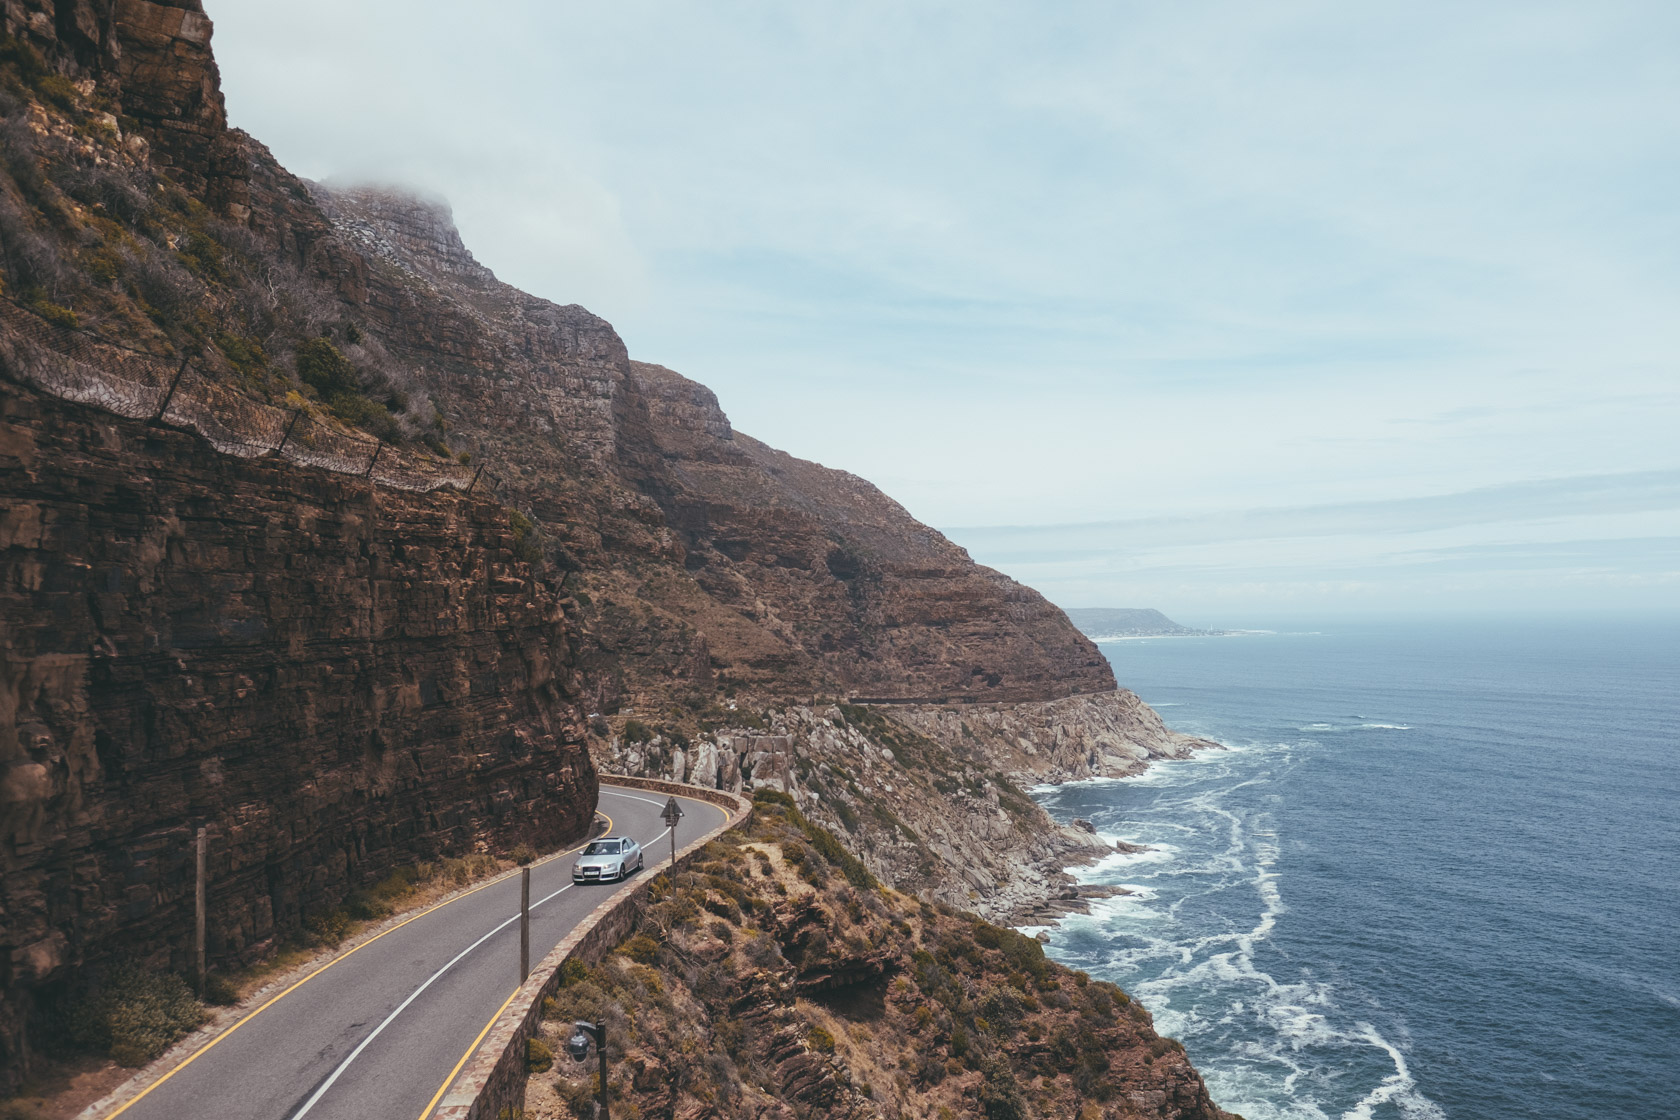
<box><xmin>567</xmin><ymin>1020</ymin><xmax>609</xmax><ymax>1119</ymax></box>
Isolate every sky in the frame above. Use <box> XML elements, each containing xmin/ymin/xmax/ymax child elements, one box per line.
<box><xmin>207</xmin><ymin>1</ymin><xmax>1680</xmax><ymax>620</ymax></box>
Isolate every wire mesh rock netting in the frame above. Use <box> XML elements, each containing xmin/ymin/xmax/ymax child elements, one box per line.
<box><xmin>0</xmin><ymin>300</ymin><xmax>484</xmax><ymax>494</ymax></box>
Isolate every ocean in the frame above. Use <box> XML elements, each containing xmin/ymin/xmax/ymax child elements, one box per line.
<box><xmin>1029</xmin><ymin>617</ymin><xmax>1680</xmax><ymax>1120</ymax></box>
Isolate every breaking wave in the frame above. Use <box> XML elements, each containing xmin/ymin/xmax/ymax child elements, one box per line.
<box><xmin>1035</xmin><ymin>741</ymin><xmax>1445</xmax><ymax>1120</ymax></box>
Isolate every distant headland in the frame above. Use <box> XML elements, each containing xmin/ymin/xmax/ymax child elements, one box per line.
<box><xmin>1064</xmin><ymin>607</ymin><xmax>1237</xmax><ymax>640</ymax></box>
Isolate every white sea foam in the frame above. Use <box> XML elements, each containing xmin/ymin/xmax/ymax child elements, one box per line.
<box><xmin>1340</xmin><ymin>1024</ymin><xmax>1446</xmax><ymax>1120</ymax></box>
<box><xmin>1034</xmin><ymin>734</ymin><xmax>1446</xmax><ymax>1120</ymax></box>
<box><xmin>1074</xmin><ymin>840</ymin><xmax>1177</xmax><ymax>879</ymax></box>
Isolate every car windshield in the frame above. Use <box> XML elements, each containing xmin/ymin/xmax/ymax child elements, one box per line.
<box><xmin>583</xmin><ymin>841</ymin><xmax>620</xmax><ymax>855</ymax></box>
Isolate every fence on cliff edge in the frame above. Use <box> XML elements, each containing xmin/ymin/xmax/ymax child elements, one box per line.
<box><xmin>0</xmin><ymin>299</ymin><xmax>502</xmax><ymax>496</ymax></box>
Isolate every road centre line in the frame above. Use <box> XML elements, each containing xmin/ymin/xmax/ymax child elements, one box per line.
<box><xmin>100</xmin><ymin>811</ymin><xmax>615</xmax><ymax>1120</ymax></box>
<box><xmin>290</xmin><ymin>880</ymin><xmax>579</xmax><ymax>1120</ymax></box>
<box><xmin>416</xmin><ymin>793</ymin><xmax>738</xmax><ymax>1118</ymax></box>
<box><xmin>416</xmin><ymin>823</ymin><xmax>677</xmax><ymax>1120</ymax></box>
<box><xmin>602</xmin><ymin>788</ymin><xmax>731</xmax><ymax>828</ymax></box>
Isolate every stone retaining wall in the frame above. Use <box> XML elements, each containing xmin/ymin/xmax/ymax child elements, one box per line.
<box><xmin>434</xmin><ymin>780</ymin><xmax>753</xmax><ymax>1120</ymax></box>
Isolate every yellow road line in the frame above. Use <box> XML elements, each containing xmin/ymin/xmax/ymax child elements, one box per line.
<box><xmin>412</xmin><ymin>793</ymin><xmax>735</xmax><ymax>1118</ymax></box>
<box><xmin>415</xmin><ymin>985</ymin><xmax>522</xmax><ymax>1120</ymax></box>
<box><xmin>413</xmin><ymin>793</ymin><xmax>730</xmax><ymax>1117</ymax></box>
<box><xmin>102</xmin><ymin>811</ymin><xmax>613</xmax><ymax>1119</ymax></box>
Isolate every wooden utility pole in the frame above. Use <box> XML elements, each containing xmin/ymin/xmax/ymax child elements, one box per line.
<box><xmin>195</xmin><ymin>826</ymin><xmax>207</xmax><ymax>997</ymax></box>
<box><xmin>520</xmin><ymin>866</ymin><xmax>531</xmax><ymax>981</ymax></box>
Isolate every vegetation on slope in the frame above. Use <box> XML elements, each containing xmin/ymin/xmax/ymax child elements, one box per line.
<box><xmin>0</xmin><ymin>37</ymin><xmax>449</xmax><ymax>451</ymax></box>
<box><xmin>528</xmin><ymin>791</ymin><xmax>1240</xmax><ymax>1120</ymax></box>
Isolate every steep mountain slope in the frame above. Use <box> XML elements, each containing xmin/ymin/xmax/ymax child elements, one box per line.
<box><xmin>0</xmin><ymin>0</ymin><xmax>1219</xmax><ymax>1101</ymax></box>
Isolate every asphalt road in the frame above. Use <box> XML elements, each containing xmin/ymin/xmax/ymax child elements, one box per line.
<box><xmin>102</xmin><ymin>785</ymin><xmax>727</xmax><ymax>1120</ymax></box>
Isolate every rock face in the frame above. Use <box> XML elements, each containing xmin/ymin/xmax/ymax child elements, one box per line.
<box><xmin>0</xmin><ymin>377</ymin><xmax>596</xmax><ymax>1086</ymax></box>
<box><xmin>0</xmin><ymin>2</ymin><xmax>1223</xmax><ymax>1097</ymax></box>
<box><xmin>591</xmin><ymin>694</ymin><xmax>1209</xmax><ymax>925</ymax></box>
<box><xmin>891</xmin><ymin>690</ymin><xmax>1218</xmax><ymax>786</ymax></box>
<box><xmin>312</xmin><ymin>185</ymin><xmax>1118</xmax><ymax>709</ymax></box>
<box><xmin>529</xmin><ymin>798</ymin><xmax>1241</xmax><ymax>1120</ymax></box>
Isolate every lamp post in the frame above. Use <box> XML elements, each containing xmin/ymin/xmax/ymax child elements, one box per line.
<box><xmin>567</xmin><ymin>1020</ymin><xmax>609</xmax><ymax>1119</ymax></box>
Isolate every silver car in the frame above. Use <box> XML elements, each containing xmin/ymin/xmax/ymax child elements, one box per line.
<box><xmin>571</xmin><ymin>836</ymin><xmax>644</xmax><ymax>883</ymax></box>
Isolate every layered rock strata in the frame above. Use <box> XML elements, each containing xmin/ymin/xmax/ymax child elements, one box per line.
<box><xmin>592</xmin><ymin>690</ymin><xmax>1212</xmax><ymax>924</ymax></box>
<box><xmin>0</xmin><ymin>377</ymin><xmax>596</xmax><ymax>1086</ymax></box>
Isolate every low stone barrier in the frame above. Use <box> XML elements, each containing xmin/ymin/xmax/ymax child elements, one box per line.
<box><xmin>433</xmin><ymin>779</ymin><xmax>753</xmax><ymax>1120</ymax></box>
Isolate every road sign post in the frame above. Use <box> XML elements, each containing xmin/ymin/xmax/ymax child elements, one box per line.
<box><xmin>660</xmin><ymin>797</ymin><xmax>684</xmax><ymax>872</ymax></box>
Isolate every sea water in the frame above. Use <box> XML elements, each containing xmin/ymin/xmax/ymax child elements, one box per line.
<box><xmin>1029</xmin><ymin>617</ymin><xmax>1679</xmax><ymax>1120</ymax></box>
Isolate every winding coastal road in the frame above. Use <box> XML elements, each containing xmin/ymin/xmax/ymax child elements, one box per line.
<box><xmin>93</xmin><ymin>785</ymin><xmax>726</xmax><ymax>1120</ymax></box>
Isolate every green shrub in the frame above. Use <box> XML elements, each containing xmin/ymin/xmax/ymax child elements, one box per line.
<box><xmin>178</xmin><ymin>232</ymin><xmax>225</xmax><ymax>282</ymax></box>
<box><xmin>215</xmin><ymin>331</ymin><xmax>269</xmax><ymax>385</ymax></box>
<box><xmin>30</xmin><ymin>300</ymin><xmax>78</xmax><ymax>329</ymax></box>
<box><xmin>526</xmin><ymin>1036</ymin><xmax>554</xmax><ymax>1073</ymax></box>
<box><xmin>344</xmin><ymin>887</ymin><xmax>398</xmax><ymax>922</ymax></box>
<box><xmin>555</xmin><ymin>958</ymin><xmax>588</xmax><ymax>989</ymax></box>
<box><xmin>296</xmin><ymin>337</ymin><xmax>359</xmax><ymax>399</ymax></box>
<box><xmin>509</xmin><ymin>509</ymin><xmax>543</xmax><ymax>565</ymax></box>
<box><xmin>510</xmin><ymin>843</ymin><xmax>536</xmax><ymax>867</ymax></box>
<box><xmin>305</xmin><ymin>907</ymin><xmax>352</xmax><ymax>945</ymax></box>
<box><xmin>619</xmin><ymin>935</ymin><xmax>659</xmax><ymax>965</ymax></box>
<box><xmin>806</xmin><ymin>1025</ymin><xmax>836</xmax><ymax>1053</ymax></box>
<box><xmin>0</xmin><ymin>35</ymin><xmax>76</xmax><ymax>107</ymax></box>
<box><xmin>751</xmin><ymin>789</ymin><xmax>877</xmax><ymax>891</ymax></box>
<box><xmin>622</xmin><ymin>719</ymin><xmax>652</xmax><ymax>745</ymax></box>
<box><xmin>59</xmin><ymin>964</ymin><xmax>206</xmax><ymax>1066</ymax></box>
<box><xmin>202</xmin><ymin>973</ymin><xmax>241</xmax><ymax>1007</ymax></box>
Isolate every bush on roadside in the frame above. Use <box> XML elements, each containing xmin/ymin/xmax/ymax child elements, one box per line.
<box><xmin>54</xmin><ymin>963</ymin><xmax>205</xmax><ymax>1066</ymax></box>
<box><xmin>202</xmin><ymin>973</ymin><xmax>241</xmax><ymax>1006</ymax></box>
<box><xmin>526</xmin><ymin>1036</ymin><xmax>554</xmax><ymax>1073</ymax></box>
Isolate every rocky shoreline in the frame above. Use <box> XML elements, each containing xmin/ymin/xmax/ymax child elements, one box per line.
<box><xmin>592</xmin><ymin>688</ymin><xmax>1219</xmax><ymax>926</ymax></box>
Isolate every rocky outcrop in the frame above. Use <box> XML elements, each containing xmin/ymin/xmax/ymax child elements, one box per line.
<box><xmin>891</xmin><ymin>690</ymin><xmax>1219</xmax><ymax>786</ymax></box>
<box><xmin>527</xmin><ymin>796</ymin><xmax>1242</xmax><ymax>1120</ymax></box>
<box><xmin>0</xmin><ymin>377</ymin><xmax>596</xmax><ymax>1088</ymax></box>
<box><xmin>591</xmin><ymin>698</ymin><xmax>1194</xmax><ymax>925</ymax></box>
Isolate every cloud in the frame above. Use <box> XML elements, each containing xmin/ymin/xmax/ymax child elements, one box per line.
<box><xmin>946</xmin><ymin>470</ymin><xmax>1680</xmax><ymax>614</ymax></box>
<box><xmin>205</xmin><ymin>0</ymin><xmax>1680</xmax><ymax>611</ymax></box>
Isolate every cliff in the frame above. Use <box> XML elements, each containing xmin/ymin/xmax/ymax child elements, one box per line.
<box><xmin>528</xmin><ymin>793</ymin><xmax>1241</xmax><ymax>1120</ymax></box>
<box><xmin>0</xmin><ymin>0</ymin><xmax>1117</xmax><ymax>714</ymax></box>
<box><xmin>0</xmin><ymin>1</ymin><xmax>1220</xmax><ymax>1102</ymax></box>
<box><xmin>0</xmin><ymin>373</ymin><xmax>597</xmax><ymax>1086</ymax></box>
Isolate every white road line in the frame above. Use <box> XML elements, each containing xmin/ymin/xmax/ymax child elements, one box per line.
<box><xmin>601</xmin><ymin>789</ymin><xmax>669</xmax><ymax>808</ymax></box>
<box><xmin>289</xmin><ymin>881</ymin><xmax>572</xmax><ymax>1120</ymax></box>
<box><xmin>291</xmin><ymin>806</ymin><xmax>681</xmax><ymax>1118</ymax></box>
